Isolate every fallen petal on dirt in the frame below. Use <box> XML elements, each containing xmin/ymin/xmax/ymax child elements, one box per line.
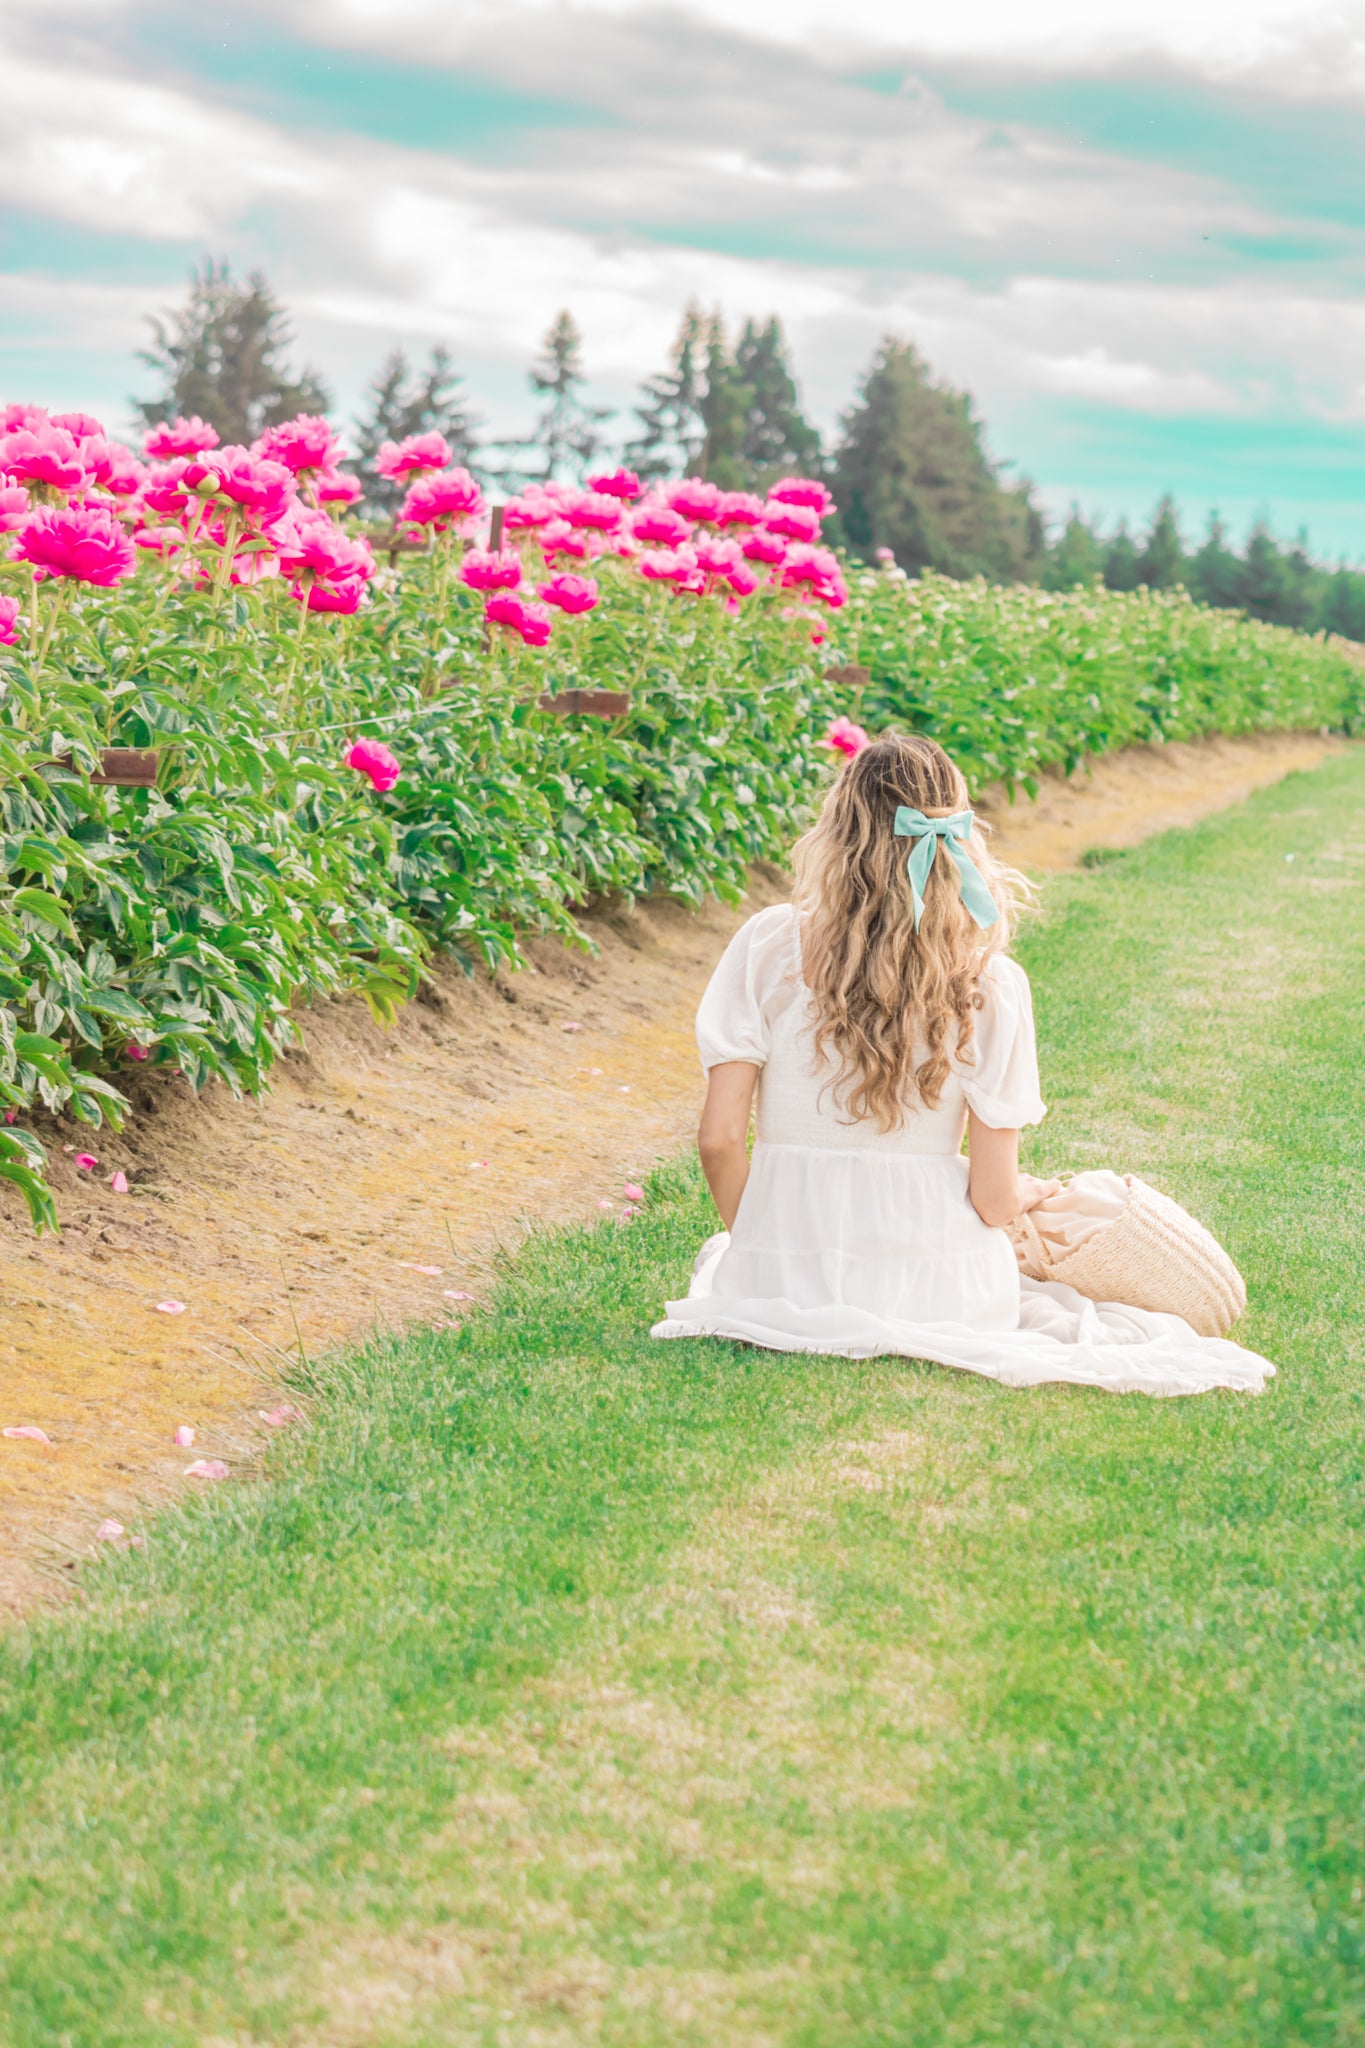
<box><xmin>260</xmin><ymin>1405</ymin><xmax>303</xmax><ymax>1428</ymax></box>
<box><xmin>184</xmin><ymin>1458</ymin><xmax>229</xmax><ymax>1480</ymax></box>
<box><xmin>4</xmin><ymin>1426</ymin><xmax>50</xmax><ymax>1444</ymax></box>
<box><xmin>173</xmin><ymin>1424</ymin><xmax>195</xmax><ymax>1448</ymax></box>
<box><xmin>110</xmin><ymin>1170</ymin><xmax>129</xmax><ymax>1193</ymax></box>
<box><xmin>401</xmin><ymin>1262</ymin><xmax>442</xmax><ymax>1275</ymax></box>
<box><xmin>623</xmin><ymin>1183</ymin><xmax>645</xmax><ymax>1203</ymax></box>
<box><xmin>74</xmin><ymin>1154</ymin><xmax>98</xmax><ymax>1172</ymax></box>
<box><xmin>442</xmin><ymin>1289</ymin><xmax>474</xmax><ymax>1303</ymax></box>
<box><xmin>94</xmin><ymin>1519</ymin><xmax>125</xmax><ymax>1543</ymax></box>
<box><xmin>155</xmin><ymin>1300</ymin><xmax>187</xmax><ymax>1315</ymax></box>
<box><xmin>561</xmin><ymin>1021</ymin><xmax>583</xmax><ymax>1032</ymax></box>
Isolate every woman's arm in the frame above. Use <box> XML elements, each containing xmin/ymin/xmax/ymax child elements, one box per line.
<box><xmin>698</xmin><ymin>1061</ymin><xmax>761</xmax><ymax>1229</ymax></box>
<box><xmin>967</xmin><ymin>1113</ymin><xmax>1060</xmax><ymax>1228</ymax></box>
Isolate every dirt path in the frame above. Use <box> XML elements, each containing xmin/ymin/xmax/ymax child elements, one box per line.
<box><xmin>0</xmin><ymin>728</ymin><xmax>1343</xmax><ymax>1610</ymax></box>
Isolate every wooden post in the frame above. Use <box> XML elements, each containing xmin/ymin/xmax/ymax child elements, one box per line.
<box><xmin>490</xmin><ymin>503</ymin><xmax>506</xmax><ymax>552</ymax></box>
<box><xmin>51</xmin><ymin>750</ymin><xmax>160</xmax><ymax>786</ymax></box>
<box><xmin>538</xmin><ymin>689</ymin><xmax>632</xmax><ymax>718</ymax></box>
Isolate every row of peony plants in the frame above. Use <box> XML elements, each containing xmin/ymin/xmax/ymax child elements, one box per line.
<box><xmin>0</xmin><ymin>400</ymin><xmax>1359</xmax><ymax>1229</ymax></box>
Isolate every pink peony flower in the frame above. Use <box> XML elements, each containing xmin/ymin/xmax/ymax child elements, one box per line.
<box><xmin>377</xmin><ymin>431</ymin><xmax>452</xmax><ymax>480</ymax></box>
<box><xmin>779</xmin><ymin>543</ymin><xmax>842</xmax><ymax>590</ymax></box>
<box><xmin>191</xmin><ymin>446</ymin><xmax>295</xmax><ymax>525</ymax></box>
<box><xmin>586</xmin><ymin>468</ymin><xmax>641</xmax><ymax>500</ymax></box>
<box><xmin>98</xmin><ymin>444</ymin><xmax>147</xmax><ymax>497</ymax></box>
<box><xmin>254</xmin><ymin>414</ymin><xmax>345</xmax><ymax>477</ymax></box>
<box><xmin>295</xmin><ymin>575</ymin><xmax>367</xmax><ymax>613</ymax></box>
<box><xmin>345</xmin><ymin>737</ymin><xmax>400</xmax><ymax>792</ymax></box>
<box><xmin>768</xmin><ymin>476</ymin><xmax>834</xmax><ymax>515</ymax></box>
<box><xmin>0</xmin><ymin>478</ymin><xmax>30</xmax><ymax>534</ymax></box>
<box><xmin>637</xmin><ymin>544</ymin><xmax>704</xmax><ymax>591</ymax></box>
<box><xmin>484</xmin><ymin>592</ymin><xmax>552</xmax><ymax>645</ymax></box>
<box><xmin>631</xmin><ymin>503</ymin><xmax>691</xmax><ymax>548</ymax></box>
<box><xmin>272</xmin><ymin>504</ymin><xmax>374</xmax><ymax>586</ymax></box>
<box><xmin>0</xmin><ymin>422</ymin><xmax>89</xmax><ymax>493</ymax></box>
<box><xmin>460</xmin><ymin>548</ymin><xmax>523</xmax><ymax>593</ymax></box>
<box><xmin>763</xmin><ymin>501</ymin><xmax>822</xmax><ymax>544</ymax></box>
<box><xmin>0</xmin><ymin>595</ymin><xmax>19</xmax><ymax>645</ymax></box>
<box><xmin>741</xmin><ymin>527</ymin><xmax>788</xmax><ymax>566</ymax></box>
<box><xmin>12</xmin><ymin>504</ymin><xmax>137</xmax><ymax>586</ymax></box>
<box><xmin>50</xmin><ymin>411</ymin><xmax>104</xmax><ymax>441</ymax></box>
<box><xmin>825</xmin><ymin>715</ymin><xmax>869</xmax><ymax>757</ymax></box>
<box><xmin>133</xmin><ymin>525</ymin><xmax>185</xmax><ymax>558</ymax></box>
<box><xmin>503</xmin><ymin>487</ymin><xmax>561</xmax><ymax>531</ymax></box>
<box><xmin>694</xmin><ymin>535</ymin><xmax>745</xmax><ymax>579</ymax></box>
<box><xmin>139</xmin><ymin>460</ymin><xmax>194</xmax><ymax>522</ymax></box>
<box><xmin>665</xmin><ymin>478</ymin><xmax>724</xmax><ymax>523</ymax></box>
<box><xmin>539</xmin><ymin>519</ymin><xmax>592</xmax><ymax>561</ymax></box>
<box><xmin>715</xmin><ymin>491</ymin><xmax>766</xmax><ymax>528</ymax></box>
<box><xmin>725</xmin><ymin>561</ymin><xmax>760</xmax><ymax>598</ymax></box>
<box><xmin>126</xmin><ymin>1042</ymin><xmax>150</xmax><ymax>1060</ymax></box>
<box><xmin>143</xmin><ymin>416</ymin><xmax>219</xmax><ymax>460</ymax></box>
<box><xmin>538</xmin><ymin>572</ymin><xmax>598</xmax><ymax>614</ymax></box>
<box><xmin>2</xmin><ymin>404</ymin><xmax>48</xmax><ymax>433</ymax></box>
<box><xmin>400</xmin><ymin>467</ymin><xmax>484</xmax><ymax>531</ymax></box>
<box><xmin>316</xmin><ymin>470</ymin><xmax>363</xmax><ymax>506</ymax></box>
<box><xmin>562</xmin><ymin>489</ymin><xmax>623</xmax><ymax>534</ymax></box>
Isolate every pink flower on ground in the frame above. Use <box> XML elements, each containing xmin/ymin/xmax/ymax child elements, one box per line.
<box><xmin>0</xmin><ymin>423</ymin><xmax>89</xmax><ymax>493</ymax></box>
<box><xmin>254</xmin><ymin>414</ymin><xmax>345</xmax><ymax>477</ymax></box>
<box><xmin>715</xmin><ymin>491</ymin><xmax>766</xmax><ymax>528</ymax></box>
<box><xmin>741</xmin><ymin>527</ymin><xmax>787</xmax><ymax>566</ymax></box>
<box><xmin>185</xmin><ymin>1458</ymin><xmax>229</xmax><ymax>1480</ymax></box>
<box><xmin>156</xmin><ymin>1300</ymin><xmax>187</xmax><ymax>1314</ymax></box>
<box><xmin>174</xmin><ymin>1424</ymin><xmax>195</xmax><ymax>1447</ymax></box>
<box><xmin>561</xmin><ymin>1020</ymin><xmax>583</xmax><ymax>1031</ymax></box>
<box><xmin>110</xmin><ymin>1170</ymin><xmax>129</xmax><ymax>1193</ymax></box>
<box><xmin>3</xmin><ymin>1425</ymin><xmax>50</xmax><ymax>1443</ymax></box>
<box><xmin>74</xmin><ymin>1153</ymin><xmax>97</xmax><ymax>1172</ymax></box>
<box><xmin>3</xmin><ymin>1109</ymin><xmax>17</xmax><ymax>1124</ymax></box>
<box><xmin>631</xmin><ymin>503</ymin><xmax>691</xmax><ymax>548</ymax></box>
<box><xmin>485</xmin><ymin>592</ymin><xmax>552</xmax><ymax>646</ymax></box>
<box><xmin>538</xmin><ymin>572</ymin><xmax>598</xmax><ymax>614</ymax></box>
<box><xmin>294</xmin><ymin>575</ymin><xmax>367</xmax><ymax>613</ymax></box>
<box><xmin>763</xmin><ymin>501</ymin><xmax>823</xmax><ymax>544</ymax></box>
<box><xmin>345</xmin><ymin>737</ymin><xmax>401</xmax><ymax>792</ymax></box>
<box><xmin>768</xmin><ymin>476</ymin><xmax>834</xmax><ymax>515</ymax></box>
<box><xmin>0</xmin><ymin>595</ymin><xmax>19</xmax><ymax>645</ymax></box>
<box><xmin>0</xmin><ymin>479</ymin><xmax>30</xmax><ymax>534</ymax></box>
<box><xmin>443</xmin><ymin>1288</ymin><xmax>475</xmax><ymax>1303</ymax></box>
<box><xmin>665</xmin><ymin>478</ymin><xmax>724</xmax><ymax>522</ymax></box>
<box><xmin>12</xmin><ymin>505</ymin><xmax>137</xmax><ymax>586</ymax></box>
<box><xmin>586</xmin><ymin>468</ymin><xmax>641</xmax><ymax>500</ymax></box>
<box><xmin>461</xmin><ymin>548</ymin><xmax>523</xmax><ymax>593</ymax></box>
<box><xmin>94</xmin><ymin>1518</ymin><xmax>126</xmax><ymax>1543</ymax></box>
<box><xmin>562</xmin><ymin>490</ymin><xmax>623</xmax><ymax>534</ymax></box>
<box><xmin>191</xmin><ymin>446</ymin><xmax>295</xmax><ymax>525</ymax></box>
<box><xmin>143</xmin><ymin>416</ymin><xmax>219</xmax><ymax>460</ymax></box>
<box><xmin>316</xmin><ymin>470</ymin><xmax>363</xmax><ymax>505</ymax></box>
<box><xmin>826</xmin><ymin>716</ymin><xmax>870</xmax><ymax>757</ymax></box>
<box><xmin>126</xmin><ymin>1042</ymin><xmax>150</xmax><ymax>1061</ymax></box>
<box><xmin>623</xmin><ymin>1182</ymin><xmax>645</xmax><ymax>1203</ymax></box>
<box><xmin>260</xmin><ymin>1405</ymin><xmax>303</xmax><ymax>1427</ymax></box>
<box><xmin>400</xmin><ymin>468</ymin><xmax>484</xmax><ymax>531</ymax></box>
<box><xmin>377</xmin><ymin>431</ymin><xmax>453</xmax><ymax>479</ymax></box>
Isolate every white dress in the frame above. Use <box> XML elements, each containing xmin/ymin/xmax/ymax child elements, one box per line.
<box><xmin>651</xmin><ymin>904</ymin><xmax>1275</xmax><ymax>1397</ymax></box>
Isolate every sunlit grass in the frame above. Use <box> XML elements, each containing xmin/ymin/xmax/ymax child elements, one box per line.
<box><xmin>2</xmin><ymin>750</ymin><xmax>1363</xmax><ymax>2046</ymax></box>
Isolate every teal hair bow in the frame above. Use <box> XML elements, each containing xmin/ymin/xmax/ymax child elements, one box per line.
<box><xmin>893</xmin><ymin>806</ymin><xmax>1000</xmax><ymax>933</ymax></box>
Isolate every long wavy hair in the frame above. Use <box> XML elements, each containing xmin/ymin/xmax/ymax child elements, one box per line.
<box><xmin>792</xmin><ymin>732</ymin><xmax>1026</xmax><ymax>1130</ymax></box>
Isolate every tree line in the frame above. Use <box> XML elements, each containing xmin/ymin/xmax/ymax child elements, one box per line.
<box><xmin>133</xmin><ymin>261</ymin><xmax>1365</xmax><ymax>642</ymax></box>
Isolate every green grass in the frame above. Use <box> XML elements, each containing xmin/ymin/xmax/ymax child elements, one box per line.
<box><xmin>3</xmin><ymin>750</ymin><xmax>1365</xmax><ymax>2047</ymax></box>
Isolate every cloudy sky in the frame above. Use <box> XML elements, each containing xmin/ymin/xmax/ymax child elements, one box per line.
<box><xmin>3</xmin><ymin>0</ymin><xmax>1365</xmax><ymax>554</ymax></box>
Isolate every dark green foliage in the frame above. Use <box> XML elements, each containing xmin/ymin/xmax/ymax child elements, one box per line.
<box><xmin>1042</xmin><ymin>507</ymin><xmax>1105</xmax><ymax>590</ymax></box>
<box><xmin>696</xmin><ymin>315</ymin><xmax>751</xmax><ymax>488</ymax></box>
<box><xmin>498</xmin><ymin>311</ymin><xmax>613</xmax><ymax>485</ymax></box>
<box><xmin>833</xmin><ymin>339</ymin><xmax>1043</xmax><ymax>582</ymax></box>
<box><xmin>625</xmin><ymin>304</ymin><xmax>709</xmax><ymax>480</ymax></box>
<box><xmin>732</xmin><ymin>315</ymin><xmax>823</xmax><ymax>487</ymax></box>
<box><xmin>1103</xmin><ymin>521</ymin><xmax>1141</xmax><ymax>591</ymax></box>
<box><xmin>1137</xmin><ymin>494</ymin><xmax>1185</xmax><ymax>589</ymax></box>
<box><xmin>1186</xmin><ymin>511</ymin><xmax>1244</xmax><ymax>610</ymax></box>
<box><xmin>134</xmin><ymin>261</ymin><xmax>330</xmax><ymax>444</ymax></box>
<box><xmin>351</xmin><ymin>346</ymin><xmax>480</xmax><ymax>514</ymax></box>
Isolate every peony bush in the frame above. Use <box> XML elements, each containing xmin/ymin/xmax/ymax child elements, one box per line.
<box><xmin>0</xmin><ymin>397</ymin><xmax>1359</xmax><ymax>1230</ymax></box>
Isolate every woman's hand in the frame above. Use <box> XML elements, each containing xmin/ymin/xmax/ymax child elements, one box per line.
<box><xmin>1014</xmin><ymin>1173</ymin><xmax>1064</xmax><ymax>1215</ymax></box>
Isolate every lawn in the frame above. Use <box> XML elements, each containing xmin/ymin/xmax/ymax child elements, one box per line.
<box><xmin>2</xmin><ymin>748</ymin><xmax>1364</xmax><ymax>2048</ymax></box>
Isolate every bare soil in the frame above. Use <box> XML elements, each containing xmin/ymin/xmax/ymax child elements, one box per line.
<box><xmin>0</xmin><ymin>728</ymin><xmax>1343</xmax><ymax>1611</ymax></box>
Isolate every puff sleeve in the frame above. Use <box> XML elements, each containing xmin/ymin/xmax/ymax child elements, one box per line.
<box><xmin>695</xmin><ymin>903</ymin><xmax>799</xmax><ymax>1072</ymax></box>
<box><xmin>960</xmin><ymin>954</ymin><xmax>1047</xmax><ymax>1128</ymax></box>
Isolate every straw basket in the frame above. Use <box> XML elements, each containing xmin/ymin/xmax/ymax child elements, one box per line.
<box><xmin>1008</xmin><ymin>1174</ymin><xmax>1246</xmax><ymax>1338</ymax></box>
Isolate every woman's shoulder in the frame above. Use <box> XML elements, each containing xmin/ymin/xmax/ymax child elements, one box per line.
<box><xmin>978</xmin><ymin>950</ymin><xmax>1032</xmax><ymax>1005</ymax></box>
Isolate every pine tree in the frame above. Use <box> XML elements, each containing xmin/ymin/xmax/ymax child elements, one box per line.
<box><xmin>1186</xmin><ymin>513</ymin><xmax>1244</xmax><ymax>611</ymax></box>
<box><xmin>1138</xmin><ymin>495</ymin><xmax>1185</xmax><ymax>589</ymax></box>
<box><xmin>733</xmin><ymin>317</ymin><xmax>822</xmax><ymax>487</ymax></box>
<box><xmin>832</xmin><ymin>339</ymin><xmax>1040</xmax><ymax>582</ymax></box>
<box><xmin>1102</xmin><ymin>522</ymin><xmax>1141</xmax><ymax>592</ymax></box>
<box><xmin>496</xmin><ymin>312</ymin><xmax>612</xmax><ymax>486</ymax></box>
<box><xmin>353</xmin><ymin>345</ymin><xmax>480</xmax><ymax>513</ymax></box>
<box><xmin>625</xmin><ymin>305</ymin><xmax>708</xmax><ymax>480</ymax></box>
<box><xmin>134</xmin><ymin>260</ymin><xmax>330</xmax><ymax>444</ymax></box>
<box><xmin>1240</xmin><ymin>522</ymin><xmax>1288</xmax><ymax>624</ymax></box>
<box><xmin>1277</xmin><ymin>532</ymin><xmax>1324</xmax><ymax>631</ymax></box>
<box><xmin>1319</xmin><ymin>567</ymin><xmax>1365</xmax><ymax>642</ymax></box>
<box><xmin>1043</xmin><ymin>508</ymin><xmax>1104</xmax><ymax>590</ymax></box>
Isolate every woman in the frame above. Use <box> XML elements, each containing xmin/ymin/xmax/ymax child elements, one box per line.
<box><xmin>652</xmin><ymin>733</ymin><xmax>1274</xmax><ymax>1396</ymax></box>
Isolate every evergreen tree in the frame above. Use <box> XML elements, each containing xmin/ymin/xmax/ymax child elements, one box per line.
<box><xmin>1138</xmin><ymin>495</ymin><xmax>1186</xmax><ymax>588</ymax></box>
<box><xmin>625</xmin><ymin>305</ymin><xmax>708</xmax><ymax>480</ymax></box>
<box><xmin>1319</xmin><ymin>567</ymin><xmax>1365</xmax><ymax>642</ymax></box>
<box><xmin>500</xmin><ymin>311</ymin><xmax>612</xmax><ymax>485</ymax></box>
<box><xmin>1043</xmin><ymin>506</ymin><xmax>1104</xmax><ymax>589</ymax></box>
<box><xmin>696</xmin><ymin>314</ymin><xmax>753</xmax><ymax>489</ymax></box>
<box><xmin>1277</xmin><ymin>532</ymin><xmax>1324</xmax><ymax>632</ymax></box>
<box><xmin>733</xmin><ymin>316</ymin><xmax>822</xmax><ymax>486</ymax></box>
<box><xmin>1240</xmin><ymin>521</ymin><xmax>1288</xmax><ymax>624</ymax></box>
<box><xmin>1187</xmin><ymin>513</ymin><xmax>1243</xmax><ymax>611</ymax></box>
<box><xmin>353</xmin><ymin>345</ymin><xmax>479</xmax><ymax>513</ymax></box>
<box><xmin>1102</xmin><ymin>521</ymin><xmax>1141</xmax><ymax>592</ymax></box>
<box><xmin>832</xmin><ymin>339</ymin><xmax>1041</xmax><ymax>582</ymax></box>
<box><xmin>135</xmin><ymin>260</ymin><xmax>330</xmax><ymax>444</ymax></box>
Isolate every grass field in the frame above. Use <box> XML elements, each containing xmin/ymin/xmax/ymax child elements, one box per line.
<box><xmin>3</xmin><ymin>749</ymin><xmax>1365</xmax><ymax>2048</ymax></box>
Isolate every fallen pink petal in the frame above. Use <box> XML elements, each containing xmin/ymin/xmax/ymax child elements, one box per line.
<box><xmin>561</xmin><ymin>1021</ymin><xmax>583</xmax><ymax>1032</ymax></box>
<box><xmin>401</xmin><ymin>1262</ymin><xmax>443</xmax><ymax>1275</ymax></box>
<box><xmin>94</xmin><ymin>1519</ymin><xmax>125</xmax><ymax>1543</ymax></box>
<box><xmin>597</xmin><ymin>1199</ymin><xmax>614</xmax><ymax>1210</ymax></box>
<box><xmin>155</xmin><ymin>1300</ymin><xmax>187</xmax><ymax>1315</ymax></box>
<box><xmin>442</xmin><ymin>1288</ymin><xmax>474</xmax><ymax>1302</ymax></box>
<box><xmin>467</xmin><ymin>1159</ymin><xmax>489</xmax><ymax>1170</ymax></box>
<box><xmin>174</xmin><ymin>1424</ymin><xmax>195</xmax><ymax>1448</ymax></box>
<box><xmin>623</xmin><ymin>1183</ymin><xmax>646</xmax><ymax>1204</ymax></box>
<box><xmin>74</xmin><ymin>1153</ymin><xmax>98</xmax><ymax>1172</ymax></box>
<box><xmin>109</xmin><ymin>1170</ymin><xmax>129</xmax><ymax>1193</ymax></box>
<box><xmin>4</xmin><ymin>1425</ymin><xmax>51</xmax><ymax>1444</ymax></box>
<box><xmin>185</xmin><ymin>1457</ymin><xmax>229</xmax><ymax>1479</ymax></box>
<box><xmin>259</xmin><ymin>1405</ymin><xmax>303</xmax><ymax>1427</ymax></box>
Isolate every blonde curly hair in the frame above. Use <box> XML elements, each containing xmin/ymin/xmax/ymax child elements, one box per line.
<box><xmin>792</xmin><ymin>732</ymin><xmax>1028</xmax><ymax>1131</ymax></box>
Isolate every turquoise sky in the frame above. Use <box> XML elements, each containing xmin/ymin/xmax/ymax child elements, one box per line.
<box><xmin>2</xmin><ymin>0</ymin><xmax>1362</xmax><ymax>557</ymax></box>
